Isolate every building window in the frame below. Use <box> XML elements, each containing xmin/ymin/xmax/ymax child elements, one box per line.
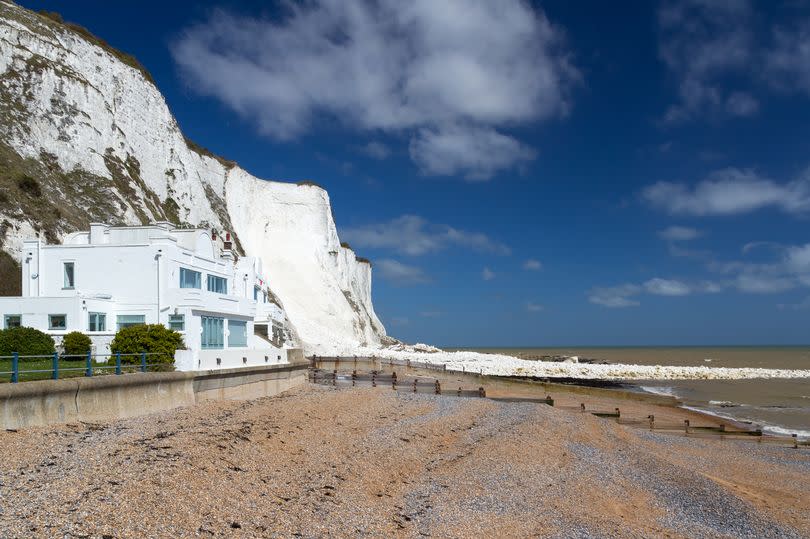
<box><xmin>253</xmin><ymin>286</ymin><xmax>261</xmax><ymax>301</ymax></box>
<box><xmin>207</xmin><ymin>275</ymin><xmax>228</xmax><ymax>294</ymax></box>
<box><xmin>201</xmin><ymin>316</ymin><xmax>224</xmax><ymax>349</ymax></box>
<box><xmin>63</xmin><ymin>262</ymin><xmax>75</xmax><ymax>289</ymax></box>
<box><xmin>168</xmin><ymin>314</ymin><xmax>185</xmax><ymax>331</ymax></box>
<box><xmin>49</xmin><ymin>314</ymin><xmax>67</xmax><ymax>330</ymax></box>
<box><xmin>4</xmin><ymin>314</ymin><xmax>21</xmax><ymax>329</ymax></box>
<box><xmin>117</xmin><ymin>314</ymin><xmax>145</xmax><ymax>330</ymax></box>
<box><xmin>228</xmin><ymin>320</ymin><xmax>248</xmax><ymax>347</ymax></box>
<box><xmin>88</xmin><ymin>312</ymin><xmax>106</xmax><ymax>332</ymax></box>
<box><xmin>179</xmin><ymin>268</ymin><xmax>201</xmax><ymax>289</ymax></box>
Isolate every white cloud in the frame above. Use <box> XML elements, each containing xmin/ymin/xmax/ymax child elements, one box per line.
<box><xmin>172</xmin><ymin>0</ymin><xmax>578</xmax><ymax>179</ymax></box>
<box><xmin>734</xmin><ymin>274</ymin><xmax>795</xmax><ymax>294</ymax></box>
<box><xmin>589</xmin><ymin>278</ymin><xmax>722</xmax><ymax>307</ymax></box>
<box><xmin>765</xmin><ymin>20</ymin><xmax>810</xmax><ymax>95</ymax></box>
<box><xmin>523</xmin><ymin>259</ymin><xmax>543</xmax><ymax>270</ymax></box>
<box><xmin>409</xmin><ymin>124</ymin><xmax>536</xmax><ymax>180</ymax></box>
<box><xmin>526</xmin><ymin>302</ymin><xmax>543</xmax><ymax>312</ymax></box>
<box><xmin>342</xmin><ymin>215</ymin><xmax>510</xmax><ymax>256</ymax></box>
<box><xmin>588</xmin><ymin>284</ymin><xmax>642</xmax><ymax>308</ymax></box>
<box><xmin>659</xmin><ymin>226</ymin><xmax>701</xmax><ymax>241</ymax></box>
<box><xmin>360</xmin><ymin>141</ymin><xmax>391</xmax><ymax>160</ymax></box>
<box><xmin>643</xmin><ymin>167</ymin><xmax>810</xmax><ymax>216</ymax></box>
<box><xmin>376</xmin><ymin>259</ymin><xmax>429</xmax><ymax>284</ymax></box>
<box><xmin>419</xmin><ymin>311</ymin><xmax>443</xmax><ymax>318</ymax></box>
<box><xmin>643</xmin><ymin>278</ymin><xmax>692</xmax><ymax>296</ymax></box>
<box><xmin>482</xmin><ymin>267</ymin><xmax>496</xmax><ymax>281</ymax></box>
<box><xmin>658</xmin><ymin>0</ymin><xmax>754</xmax><ymax>123</ymax></box>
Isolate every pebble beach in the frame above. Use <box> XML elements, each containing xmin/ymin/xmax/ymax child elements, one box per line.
<box><xmin>0</xmin><ymin>385</ymin><xmax>808</xmax><ymax>538</ymax></box>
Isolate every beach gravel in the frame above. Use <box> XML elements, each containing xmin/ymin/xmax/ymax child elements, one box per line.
<box><xmin>0</xmin><ymin>385</ymin><xmax>808</xmax><ymax>537</ymax></box>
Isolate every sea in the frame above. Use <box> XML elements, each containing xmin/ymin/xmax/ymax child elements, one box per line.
<box><xmin>456</xmin><ymin>347</ymin><xmax>810</xmax><ymax>438</ymax></box>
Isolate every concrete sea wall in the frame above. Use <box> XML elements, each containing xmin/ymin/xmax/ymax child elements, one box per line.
<box><xmin>0</xmin><ymin>359</ymin><xmax>308</xmax><ymax>430</ymax></box>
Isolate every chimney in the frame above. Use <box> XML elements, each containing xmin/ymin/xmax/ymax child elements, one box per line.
<box><xmin>221</xmin><ymin>232</ymin><xmax>233</xmax><ymax>260</ymax></box>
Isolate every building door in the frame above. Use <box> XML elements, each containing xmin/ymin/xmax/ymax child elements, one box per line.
<box><xmin>201</xmin><ymin>316</ymin><xmax>224</xmax><ymax>349</ymax></box>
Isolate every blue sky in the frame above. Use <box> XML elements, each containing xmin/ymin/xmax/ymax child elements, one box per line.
<box><xmin>21</xmin><ymin>0</ymin><xmax>810</xmax><ymax>346</ymax></box>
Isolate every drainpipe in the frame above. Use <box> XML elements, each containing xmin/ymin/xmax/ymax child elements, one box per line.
<box><xmin>155</xmin><ymin>249</ymin><xmax>163</xmax><ymax>324</ymax></box>
<box><xmin>36</xmin><ymin>238</ymin><xmax>41</xmax><ymax>297</ymax></box>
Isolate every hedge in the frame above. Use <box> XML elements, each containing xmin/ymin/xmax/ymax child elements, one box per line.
<box><xmin>0</xmin><ymin>327</ymin><xmax>55</xmax><ymax>356</ymax></box>
<box><xmin>109</xmin><ymin>324</ymin><xmax>184</xmax><ymax>366</ymax></box>
<box><xmin>62</xmin><ymin>331</ymin><xmax>92</xmax><ymax>358</ymax></box>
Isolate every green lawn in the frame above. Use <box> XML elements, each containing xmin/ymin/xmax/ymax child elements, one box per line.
<box><xmin>0</xmin><ymin>358</ymin><xmax>172</xmax><ymax>383</ymax></box>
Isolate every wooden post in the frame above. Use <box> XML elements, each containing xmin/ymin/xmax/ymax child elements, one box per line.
<box><xmin>352</xmin><ymin>370</ymin><xmax>357</xmax><ymax>386</ymax></box>
<box><xmin>648</xmin><ymin>414</ymin><xmax>655</xmax><ymax>431</ymax></box>
<box><xmin>615</xmin><ymin>408</ymin><xmax>621</xmax><ymax>419</ymax></box>
<box><xmin>457</xmin><ymin>387</ymin><xmax>462</xmax><ymax>397</ymax></box>
<box><xmin>413</xmin><ymin>378</ymin><xmax>418</xmax><ymax>393</ymax></box>
<box><xmin>332</xmin><ymin>369</ymin><xmax>337</xmax><ymax>386</ymax></box>
<box><xmin>435</xmin><ymin>380</ymin><xmax>441</xmax><ymax>395</ymax></box>
<box><xmin>684</xmin><ymin>419</ymin><xmax>690</xmax><ymax>434</ymax></box>
<box><xmin>372</xmin><ymin>371</ymin><xmax>376</xmax><ymax>387</ymax></box>
<box><xmin>793</xmin><ymin>434</ymin><xmax>799</xmax><ymax>449</ymax></box>
<box><xmin>478</xmin><ymin>387</ymin><xmax>486</xmax><ymax>398</ymax></box>
<box><xmin>580</xmin><ymin>403</ymin><xmax>585</xmax><ymax>412</ymax></box>
<box><xmin>392</xmin><ymin>371</ymin><xmax>397</xmax><ymax>390</ymax></box>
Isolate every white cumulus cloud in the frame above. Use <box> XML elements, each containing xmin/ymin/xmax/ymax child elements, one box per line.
<box><xmin>342</xmin><ymin>215</ymin><xmax>510</xmax><ymax>256</ymax></box>
<box><xmin>172</xmin><ymin>0</ymin><xmax>578</xmax><ymax>180</ymax></box>
<box><xmin>643</xmin><ymin>168</ymin><xmax>810</xmax><ymax>216</ymax></box>
<box><xmin>376</xmin><ymin>259</ymin><xmax>429</xmax><ymax>284</ymax></box>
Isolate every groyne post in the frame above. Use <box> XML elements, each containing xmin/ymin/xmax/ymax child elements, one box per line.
<box><xmin>648</xmin><ymin>415</ymin><xmax>655</xmax><ymax>431</ymax></box>
<box><xmin>793</xmin><ymin>434</ymin><xmax>799</xmax><ymax>449</ymax></box>
<box><xmin>684</xmin><ymin>419</ymin><xmax>690</xmax><ymax>435</ymax></box>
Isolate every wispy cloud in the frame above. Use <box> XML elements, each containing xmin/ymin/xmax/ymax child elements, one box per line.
<box><xmin>523</xmin><ymin>259</ymin><xmax>543</xmax><ymax>270</ymax></box>
<box><xmin>643</xmin><ymin>167</ymin><xmax>810</xmax><ymax>216</ymax></box>
<box><xmin>526</xmin><ymin>301</ymin><xmax>543</xmax><ymax>312</ymax></box>
<box><xmin>482</xmin><ymin>267</ymin><xmax>496</xmax><ymax>281</ymax></box>
<box><xmin>658</xmin><ymin>226</ymin><xmax>701</xmax><ymax>241</ymax></box>
<box><xmin>657</xmin><ymin>1</ymin><xmax>810</xmax><ymax>124</ymax></box>
<box><xmin>342</xmin><ymin>215</ymin><xmax>510</xmax><ymax>256</ymax></box>
<box><xmin>172</xmin><ymin>0</ymin><xmax>578</xmax><ymax>180</ymax></box>
<box><xmin>589</xmin><ymin>278</ymin><xmax>721</xmax><ymax>308</ymax></box>
<box><xmin>376</xmin><ymin>259</ymin><xmax>429</xmax><ymax>285</ymax></box>
<box><xmin>360</xmin><ymin>141</ymin><xmax>391</xmax><ymax>160</ymax></box>
<box><xmin>657</xmin><ymin>0</ymin><xmax>755</xmax><ymax>123</ymax></box>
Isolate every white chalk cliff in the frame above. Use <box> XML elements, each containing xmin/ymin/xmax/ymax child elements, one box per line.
<box><xmin>0</xmin><ymin>1</ymin><xmax>386</xmax><ymax>354</ymax></box>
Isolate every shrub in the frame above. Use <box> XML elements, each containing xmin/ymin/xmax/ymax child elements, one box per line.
<box><xmin>109</xmin><ymin>324</ymin><xmax>184</xmax><ymax>366</ymax></box>
<box><xmin>62</xmin><ymin>331</ymin><xmax>92</xmax><ymax>358</ymax></box>
<box><xmin>0</xmin><ymin>327</ymin><xmax>55</xmax><ymax>357</ymax></box>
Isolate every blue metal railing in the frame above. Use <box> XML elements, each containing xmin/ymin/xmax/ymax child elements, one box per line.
<box><xmin>0</xmin><ymin>352</ymin><xmax>175</xmax><ymax>383</ymax></box>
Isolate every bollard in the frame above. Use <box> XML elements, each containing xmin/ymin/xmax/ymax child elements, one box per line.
<box><xmin>793</xmin><ymin>434</ymin><xmax>799</xmax><ymax>449</ymax></box>
<box><xmin>115</xmin><ymin>352</ymin><xmax>122</xmax><ymax>375</ymax></box>
<box><xmin>684</xmin><ymin>419</ymin><xmax>690</xmax><ymax>435</ymax></box>
<box><xmin>478</xmin><ymin>387</ymin><xmax>486</xmax><ymax>398</ymax></box>
<box><xmin>648</xmin><ymin>414</ymin><xmax>655</xmax><ymax>431</ymax></box>
<box><xmin>11</xmin><ymin>352</ymin><xmax>18</xmax><ymax>384</ymax></box>
<box><xmin>141</xmin><ymin>351</ymin><xmax>147</xmax><ymax>373</ymax></box>
<box><xmin>85</xmin><ymin>350</ymin><xmax>93</xmax><ymax>377</ymax></box>
<box><xmin>52</xmin><ymin>352</ymin><xmax>59</xmax><ymax>380</ymax></box>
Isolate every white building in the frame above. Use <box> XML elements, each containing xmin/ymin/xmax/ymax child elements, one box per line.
<box><xmin>0</xmin><ymin>222</ymin><xmax>294</xmax><ymax>370</ymax></box>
